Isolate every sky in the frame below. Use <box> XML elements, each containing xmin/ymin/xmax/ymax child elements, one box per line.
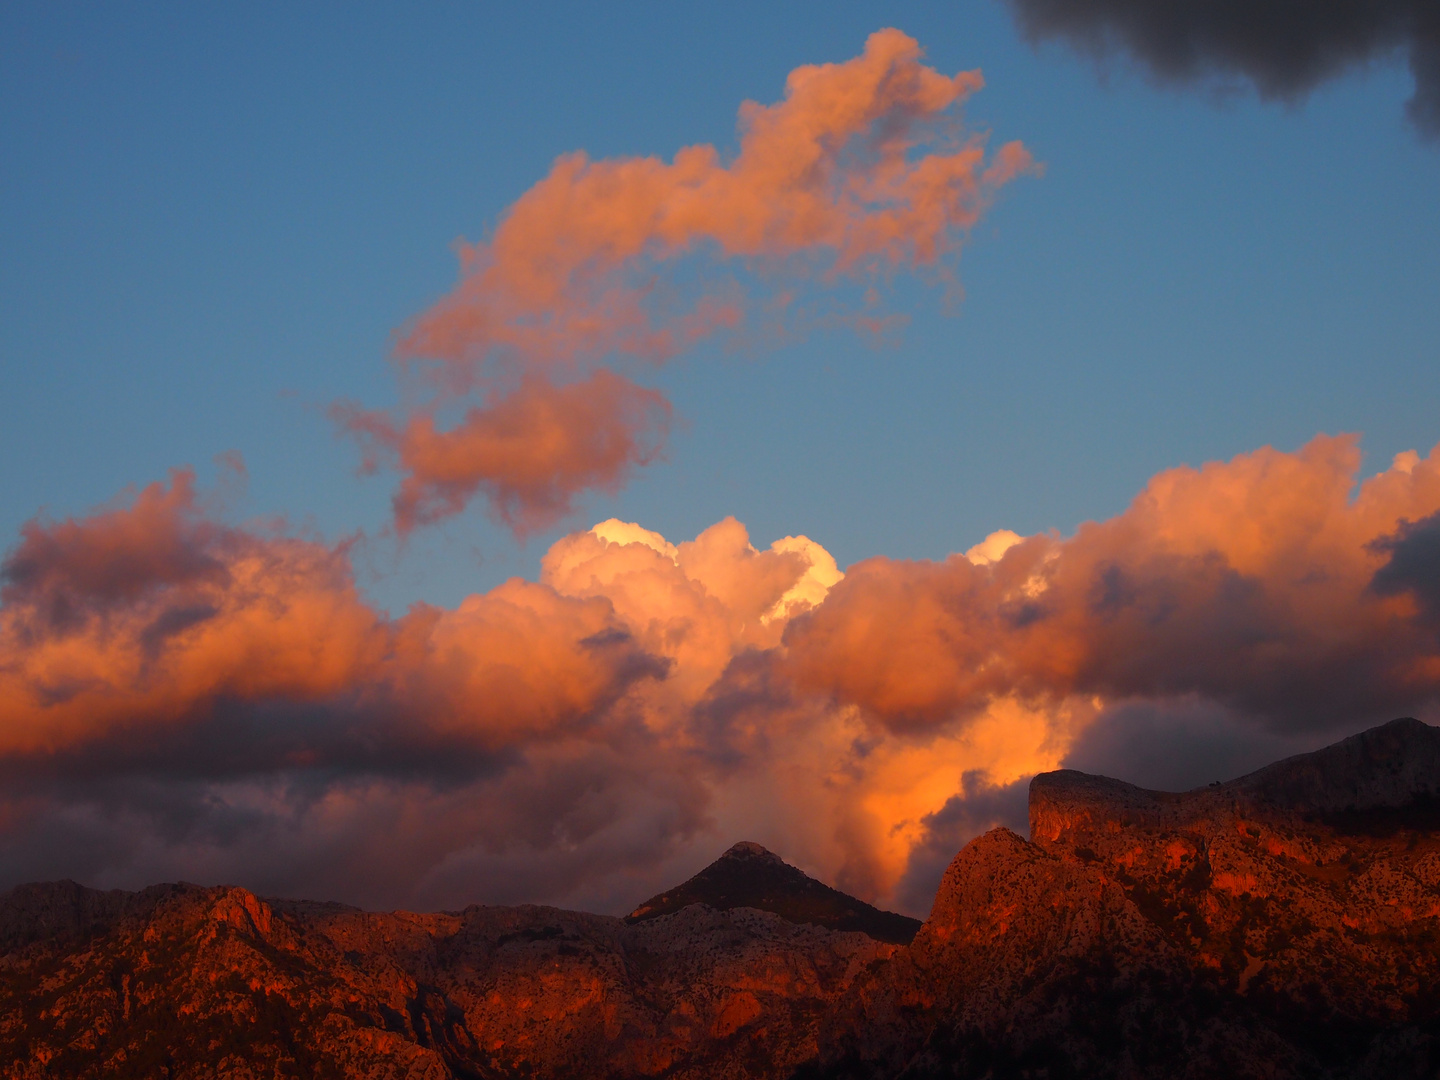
<box><xmin>2</xmin><ymin>1</ymin><xmax>1439</xmax><ymax>917</ymax></box>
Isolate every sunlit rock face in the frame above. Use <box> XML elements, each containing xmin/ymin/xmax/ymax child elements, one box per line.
<box><xmin>813</xmin><ymin>717</ymin><xmax>1440</xmax><ymax>1079</ymax></box>
<box><xmin>0</xmin><ymin>850</ymin><xmax>903</xmax><ymax>1079</ymax></box>
<box><xmin>6</xmin><ymin>720</ymin><xmax>1440</xmax><ymax>1079</ymax></box>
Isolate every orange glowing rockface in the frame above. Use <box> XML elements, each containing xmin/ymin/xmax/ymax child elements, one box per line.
<box><xmin>6</xmin><ymin>719</ymin><xmax>1440</xmax><ymax>1078</ymax></box>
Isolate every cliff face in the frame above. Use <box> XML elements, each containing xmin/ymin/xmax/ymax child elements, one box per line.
<box><xmin>814</xmin><ymin>717</ymin><xmax>1440</xmax><ymax>1079</ymax></box>
<box><xmin>6</xmin><ymin>720</ymin><xmax>1440</xmax><ymax>1079</ymax></box>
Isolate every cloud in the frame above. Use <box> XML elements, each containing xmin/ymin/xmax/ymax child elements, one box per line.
<box><xmin>400</xmin><ymin>28</ymin><xmax>1029</xmax><ymax>375</ymax></box>
<box><xmin>0</xmin><ymin>470</ymin><xmax>665</xmax><ymax>767</ymax></box>
<box><xmin>0</xmin><ymin>470</ymin><xmax>388</xmax><ymax>756</ymax></box>
<box><xmin>0</xmin><ymin>486</ymin><xmax>845</xmax><ymax>911</ymax></box>
<box><xmin>2</xmin><ymin>469</ymin><xmax>228</xmax><ymax>633</ymax></box>
<box><xmin>6</xmin><ymin>435</ymin><xmax>1440</xmax><ymax>917</ymax></box>
<box><xmin>782</xmin><ymin>437</ymin><xmax>1440</xmax><ymax>734</ymax></box>
<box><xmin>336</xmin><ymin>371</ymin><xmax>670</xmax><ymax>536</ymax></box>
<box><xmin>1004</xmin><ymin>0</ymin><xmax>1440</xmax><ymax>136</ymax></box>
<box><xmin>1059</xmin><ymin>697</ymin><xmax>1320</xmax><ymax>793</ymax></box>
<box><xmin>1371</xmin><ymin>507</ymin><xmax>1440</xmax><ymax>628</ymax></box>
<box><xmin>352</xmin><ymin>29</ymin><xmax>1034</xmax><ymax>535</ymax></box>
<box><xmin>890</xmin><ymin>771</ymin><xmax>1030</xmax><ymax>917</ymax></box>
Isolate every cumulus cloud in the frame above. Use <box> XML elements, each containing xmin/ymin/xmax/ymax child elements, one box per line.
<box><xmin>1004</xmin><ymin>0</ymin><xmax>1440</xmax><ymax>136</ymax></box>
<box><xmin>349</xmin><ymin>29</ymin><xmax>1034</xmax><ymax>534</ymax></box>
<box><xmin>782</xmin><ymin>436</ymin><xmax>1440</xmax><ymax>734</ymax></box>
<box><xmin>6</xmin><ymin>435</ymin><xmax>1440</xmax><ymax>916</ymax></box>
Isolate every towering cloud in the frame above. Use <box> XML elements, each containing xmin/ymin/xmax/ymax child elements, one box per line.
<box><xmin>1004</xmin><ymin>0</ymin><xmax>1440</xmax><ymax>136</ymax></box>
<box><xmin>784</xmin><ymin>435</ymin><xmax>1440</xmax><ymax>733</ymax></box>
<box><xmin>347</xmin><ymin>29</ymin><xmax>1033</xmax><ymax>532</ymax></box>
<box><xmin>5</xmin><ymin>435</ymin><xmax>1440</xmax><ymax>915</ymax></box>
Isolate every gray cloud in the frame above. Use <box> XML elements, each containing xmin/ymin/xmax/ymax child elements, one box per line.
<box><xmin>1060</xmin><ymin>697</ymin><xmax>1332</xmax><ymax>792</ymax></box>
<box><xmin>892</xmin><ymin>771</ymin><xmax>1030</xmax><ymax>918</ymax></box>
<box><xmin>1372</xmin><ymin>509</ymin><xmax>1440</xmax><ymax>627</ymax></box>
<box><xmin>1003</xmin><ymin>0</ymin><xmax>1440</xmax><ymax>136</ymax></box>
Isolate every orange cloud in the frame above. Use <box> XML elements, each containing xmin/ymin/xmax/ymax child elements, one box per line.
<box><xmin>401</xmin><ymin>28</ymin><xmax>1029</xmax><ymax>374</ymax></box>
<box><xmin>0</xmin><ymin>472</ymin><xmax>663</xmax><ymax>760</ymax></box>
<box><xmin>8</xmin><ymin>435</ymin><xmax>1440</xmax><ymax>917</ymax></box>
<box><xmin>782</xmin><ymin>435</ymin><xmax>1440</xmax><ymax>733</ymax></box>
<box><xmin>0</xmin><ymin>471</ymin><xmax>386</xmax><ymax>755</ymax></box>
<box><xmin>338</xmin><ymin>371</ymin><xmax>670</xmax><ymax>535</ymax></box>
<box><xmin>354</xmin><ymin>29</ymin><xmax>1033</xmax><ymax>534</ymax></box>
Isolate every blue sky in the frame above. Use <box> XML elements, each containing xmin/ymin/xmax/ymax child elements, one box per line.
<box><xmin>4</xmin><ymin>0</ymin><xmax>1438</xmax><ymax>614</ymax></box>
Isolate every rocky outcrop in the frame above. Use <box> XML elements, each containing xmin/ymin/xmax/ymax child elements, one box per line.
<box><xmin>0</xmin><ymin>854</ymin><xmax>899</xmax><ymax>1079</ymax></box>
<box><xmin>812</xmin><ymin>717</ymin><xmax>1440</xmax><ymax>1079</ymax></box>
<box><xmin>7</xmin><ymin>719</ymin><xmax>1440</xmax><ymax>1078</ymax></box>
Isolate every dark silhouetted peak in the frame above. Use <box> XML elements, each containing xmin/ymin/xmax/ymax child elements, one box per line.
<box><xmin>1030</xmin><ymin>718</ymin><xmax>1440</xmax><ymax>848</ymax></box>
<box><xmin>1233</xmin><ymin>717</ymin><xmax>1440</xmax><ymax>814</ymax></box>
<box><xmin>723</xmin><ymin>840</ymin><xmax>782</xmax><ymax>860</ymax></box>
<box><xmin>625</xmin><ymin>841</ymin><xmax>921</xmax><ymax>944</ymax></box>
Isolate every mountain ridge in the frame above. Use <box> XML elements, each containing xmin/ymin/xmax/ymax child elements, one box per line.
<box><xmin>6</xmin><ymin>718</ymin><xmax>1440</xmax><ymax>1078</ymax></box>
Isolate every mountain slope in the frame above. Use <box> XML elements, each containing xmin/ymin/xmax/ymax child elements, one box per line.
<box><xmin>0</xmin><ymin>873</ymin><xmax>899</xmax><ymax>1079</ymax></box>
<box><xmin>812</xmin><ymin>717</ymin><xmax>1440</xmax><ymax>1079</ymax></box>
<box><xmin>6</xmin><ymin>719</ymin><xmax>1440</xmax><ymax>1078</ymax></box>
<box><xmin>626</xmin><ymin>842</ymin><xmax>922</xmax><ymax>945</ymax></box>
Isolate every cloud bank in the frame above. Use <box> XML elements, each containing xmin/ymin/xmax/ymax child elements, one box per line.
<box><xmin>343</xmin><ymin>29</ymin><xmax>1034</xmax><ymax>534</ymax></box>
<box><xmin>4</xmin><ymin>434</ymin><xmax>1440</xmax><ymax>915</ymax></box>
<box><xmin>1004</xmin><ymin>0</ymin><xmax>1440</xmax><ymax>136</ymax></box>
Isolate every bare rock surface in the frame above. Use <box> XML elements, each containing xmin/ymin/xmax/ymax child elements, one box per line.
<box><xmin>7</xmin><ymin>719</ymin><xmax>1440</xmax><ymax>1078</ymax></box>
<box><xmin>0</xmin><ymin>853</ymin><xmax>899</xmax><ymax>1079</ymax></box>
<box><xmin>811</xmin><ymin>717</ymin><xmax>1440</xmax><ymax>1079</ymax></box>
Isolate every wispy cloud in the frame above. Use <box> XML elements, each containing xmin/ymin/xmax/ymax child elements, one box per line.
<box><xmin>342</xmin><ymin>29</ymin><xmax>1035</xmax><ymax>534</ymax></box>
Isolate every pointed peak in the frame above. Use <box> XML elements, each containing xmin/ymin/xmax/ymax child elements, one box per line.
<box><xmin>720</xmin><ymin>840</ymin><xmax>781</xmax><ymax>861</ymax></box>
<box><xmin>625</xmin><ymin>840</ymin><xmax>921</xmax><ymax>944</ymax></box>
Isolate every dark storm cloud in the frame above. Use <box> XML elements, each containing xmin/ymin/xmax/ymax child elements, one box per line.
<box><xmin>1060</xmin><ymin>697</ymin><xmax>1323</xmax><ymax>792</ymax></box>
<box><xmin>892</xmin><ymin>771</ymin><xmax>1030</xmax><ymax>917</ymax></box>
<box><xmin>1003</xmin><ymin>0</ymin><xmax>1440</xmax><ymax>136</ymax></box>
<box><xmin>1372</xmin><ymin>509</ymin><xmax>1440</xmax><ymax>626</ymax></box>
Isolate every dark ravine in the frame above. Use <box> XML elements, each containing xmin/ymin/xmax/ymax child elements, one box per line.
<box><xmin>4</xmin><ymin>718</ymin><xmax>1440</xmax><ymax>1079</ymax></box>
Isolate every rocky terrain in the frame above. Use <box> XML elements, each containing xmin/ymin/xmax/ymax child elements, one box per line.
<box><xmin>0</xmin><ymin>845</ymin><xmax>903</xmax><ymax>1080</ymax></box>
<box><xmin>5</xmin><ymin>718</ymin><xmax>1440</xmax><ymax>1078</ymax></box>
<box><xmin>811</xmin><ymin>717</ymin><xmax>1440</xmax><ymax>1078</ymax></box>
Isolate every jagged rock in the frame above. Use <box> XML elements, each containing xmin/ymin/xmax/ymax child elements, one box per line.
<box><xmin>0</xmin><ymin>854</ymin><xmax>899</xmax><ymax>1079</ymax></box>
<box><xmin>812</xmin><ymin>717</ymin><xmax>1440</xmax><ymax>1079</ymax></box>
<box><xmin>6</xmin><ymin>719</ymin><xmax>1440</xmax><ymax>1078</ymax></box>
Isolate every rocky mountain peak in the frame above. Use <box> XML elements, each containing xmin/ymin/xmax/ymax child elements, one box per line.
<box><xmin>9</xmin><ymin>719</ymin><xmax>1440</xmax><ymax>1078</ymax></box>
<box><xmin>1029</xmin><ymin>718</ymin><xmax>1440</xmax><ymax>851</ymax></box>
<box><xmin>625</xmin><ymin>841</ymin><xmax>921</xmax><ymax>944</ymax></box>
<box><xmin>722</xmin><ymin>839</ymin><xmax>782</xmax><ymax>860</ymax></box>
<box><xmin>1234</xmin><ymin>716</ymin><xmax>1440</xmax><ymax>813</ymax></box>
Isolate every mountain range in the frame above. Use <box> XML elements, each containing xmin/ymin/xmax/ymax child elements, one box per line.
<box><xmin>5</xmin><ymin>718</ymin><xmax>1440</xmax><ymax>1078</ymax></box>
